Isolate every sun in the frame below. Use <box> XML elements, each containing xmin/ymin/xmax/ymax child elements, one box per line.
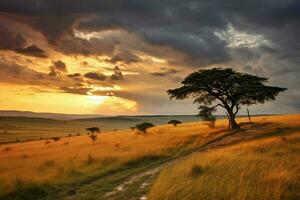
<box><xmin>87</xmin><ymin>95</ymin><xmax>108</xmax><ymax>105</ymax></box>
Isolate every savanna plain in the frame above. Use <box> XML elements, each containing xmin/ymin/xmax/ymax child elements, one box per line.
<box><xmin>0</xmin><ymin>114</ymin><xmax>299</xmax><ymax>200</ymax></box>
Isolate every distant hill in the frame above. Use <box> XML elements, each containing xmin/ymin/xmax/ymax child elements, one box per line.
<box><xmin>0</xmin><ymin>110</ymin><xmax>106</xmax><ymax>120</ymax></box>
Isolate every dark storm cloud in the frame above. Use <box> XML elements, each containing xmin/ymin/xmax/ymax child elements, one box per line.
<box><xmin>0</xmin><ymin>22</ymin><xmax>26</xmax><ymax>50</ymax></box>
<box><xmin>1</xmin><ymin>0</ymin><xmax>300</xmax><ymax>66</ymax></box>
<box><xmin>15</xmin><ymin>44</ymin><xmax>48</xmax><ymax>58</ymax></box>
<box><xmin>0</xmin><ymin>0</ymin><xmax>300</xmax><ymax>112</ymax></box>
<box><xmin>84</xmin><ymin>72</ymin><xmax>106</xmax><ymax>81</ymax></box>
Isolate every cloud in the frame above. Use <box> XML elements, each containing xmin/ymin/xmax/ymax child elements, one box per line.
<box><xmin>15</xmin><ymin>44</ymin><xmax>48</xmax><ymax>58</ymax></box>
<box><xmin>49</xmin><ymin>60</ymin><xmax>68</xmax><ymax>76</ymax></box>
<box><xmin>0</xmin><ymin>0</ymin><xmax>300</xmax><ymax>113</ymax></box>
<box><xmin>0</xmin><ymin>23</ymin><xmax>26</xmax><ymax>50</ymax></box>
<box><xmin>84</xmin><ymin>72</ymin><xmax>106</xmax><ymax>81</ymax></box>
<box><xmin>150</xmin><ymin>68</ymin><xmax>179</xmax><ymax>77</ymax></box>
<box><xmin>106</xmin><ymin>50</ymin><xmax>142</xmax><ymax>64</ymax></box>
<box><xmin>59</xmin><ymin>86</ymin><xmax>90</xmax><ymax>95</ymax></box>
<box><xmin>110</xmin><ymin>66</ymin><xmax>123</xmax><ymax>81</ymax></box>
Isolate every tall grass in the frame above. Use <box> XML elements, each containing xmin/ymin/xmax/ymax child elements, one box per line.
<box><xmin>148</xmin><ymin>117</ymin><xmax>300</xmax><ymax>200</ymax></box>
<box><xmin>0</xmin><ymin>119</ymin><xmax>227</xmax><ymax>197</ymax></box>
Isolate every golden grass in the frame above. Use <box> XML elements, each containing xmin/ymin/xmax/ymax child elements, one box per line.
<box><xmin>148</xmin><ymin>114</ymin><xmax>300</xmax><ymax>200</ymax></box>
<box><xmin>0</xmin><ymin>118</ymin><xmax>228</xmax><ymax>195</ymax></box>
<box><xmin>0</xmin><ymin>114</ymin><xmax>299</xmax><ymax>197</ymax></box>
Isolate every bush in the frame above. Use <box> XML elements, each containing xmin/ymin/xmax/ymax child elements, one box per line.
<box><xmin>190</xmin><ymin>164</ymin><xmax>205</xmax><ymax>176</ymax></box>
<box><xmin>3</xmin><ymin>147</ymin><xmax>12</xmax><ymax>151</ymax></box>
<box><xmin>51</xmin><ymin>137</ymin><xmax>60</xmax><ymax>141</ymax></box>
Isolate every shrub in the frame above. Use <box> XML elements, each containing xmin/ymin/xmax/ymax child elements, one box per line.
<box><xmin>43</xmin><ymin>160</ymin><xmax>55</xmax><ymax>167</ymax></box>
<box><xmin>168</xmin><ymin>120</ymin><xmax>182</xmax><ymax>126</ymax></box>
<box><xmin>45</xmin><ymin>141</ymin><xmax>51</xmax><ymax>144</ymax></box>
<box><xmin>68</xmin><ymin>134</ymin><xmax>72</xmax><ymax>137</ymax></box>
<box><xmin>3</xmin><ymin>147</ymin><xmax>12</xmax><ymax>151</ymax></box>
<box><xmin>22</xmin><ymin>154</ymin><xmax>28</xmax><ymax>158</ymax></box>
<box><xmin>51</xmin><ymin>137</ymin><xmax>60</xmax><ymax>141</ymax></box>
<box><xmin>190</xmin><ymin>164</ymin><xmax>205</xmax><ymax>176</ymax></box>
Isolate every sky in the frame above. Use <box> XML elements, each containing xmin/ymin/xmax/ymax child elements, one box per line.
<box><xmin>0</xmin><ymin>0</ymin><xmax>299</xmax><ymax>115</ymax></box>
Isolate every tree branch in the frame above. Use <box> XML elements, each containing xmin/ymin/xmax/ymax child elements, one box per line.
<box><xmin>233</xmin><ymin>104</ymin><xmax>240</xmax><ymax>116</ymax></box>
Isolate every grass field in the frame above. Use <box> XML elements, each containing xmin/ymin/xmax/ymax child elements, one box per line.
<box><xmin>0</xmin><ymin>115</ymin><xmax>203</xmax><ymax>143</ymax></box>
<box><xmin>0</xmin><ymin>114</ymin><xmax>299</xmax><ymax>200</ymax></box>
<box><xmin>0</xmin><ymin>117</ymin><xmax>228</xmax><ymax>199</ymax></box>
<box><xmin>148</xmin><ymin>114</ymin><xmax>300</xmax><ymax>200</ymax></box>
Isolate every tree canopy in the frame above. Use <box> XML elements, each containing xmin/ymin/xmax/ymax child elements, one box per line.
<box><xmin>135</xmin><ymin>122</ymin><xmax>154</xmax><ymax>134</ymax></box>
<box><xmin>86</xmin><ymin>127</ymin><xmax>100</xmax><ymax>134</ymax></box>
<box><xmin>168</xmin><ymin>120</ymin><xmax>182</xmax><ymax>126</ymax></box>
<box><xmin>167</xmin><ymin>68</ymin><xmax>286</xmax><ymax>130</ymax></box>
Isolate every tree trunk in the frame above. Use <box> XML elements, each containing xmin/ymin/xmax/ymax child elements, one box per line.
<box><xmin>225</xmin><ymin>112</ymin><xmax>231</xmax><ymax>131</ymax></box>
<box><xmin>227</xmin><ymin>110</ymin><xmax>240</xmax><ymax>131</ymax></box>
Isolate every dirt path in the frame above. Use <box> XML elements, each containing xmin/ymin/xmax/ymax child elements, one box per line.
<box><xmin>100</xmin><ymin>124</ymin><xmax>280</xmax><ymax>200</ymax></box>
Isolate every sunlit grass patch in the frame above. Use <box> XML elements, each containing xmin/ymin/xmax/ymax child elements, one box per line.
<box><xmin>148</xmin><ymin>129</ymin><xmax>300</xmax><ymax>200</ymax></box>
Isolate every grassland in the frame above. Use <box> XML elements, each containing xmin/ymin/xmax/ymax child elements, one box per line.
<box><xmin>0</xmin><ymin>117</ymin><xmax>228</xmax><ymax>200</ymax></box>
<box><xmin>0</xmin><ymin>114</ymin><xmax>299</xmax><ymax>200</ymax></box>
<box><xmin>148</xmin><ymin>114</ymin><xmax>300</xmax><ymax>200</ymax></box>
<box><xmin>0</xmin><ymin>115</ymin><xmax>202</xmax><ymax>142</ymax></box>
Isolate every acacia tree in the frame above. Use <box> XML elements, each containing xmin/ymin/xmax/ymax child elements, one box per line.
<box><xmin>86</xmin><ymin>127</ymin><xmax>100</xmax><ymax>135</ymax></box>
<box><xmin>135</xmin><ymin>122</ymin><xmax>154</xmax><ymax>134</ymax></box>
<box><xmin>167</xmin><ymin>68</ymin><xmax>286</xmax><ymax>131</ymax></box>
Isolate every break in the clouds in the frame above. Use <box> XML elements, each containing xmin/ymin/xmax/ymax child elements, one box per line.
<box><xmin>0</xmin><ymin>0</ymin><xmax>299</xmax><ymax>114</ymax></box>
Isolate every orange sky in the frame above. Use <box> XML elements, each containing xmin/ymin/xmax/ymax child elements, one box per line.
<box><xmin>0</xmin><ymin>1</ymin><xmax>298</xmax><ymax>115</ymax></box>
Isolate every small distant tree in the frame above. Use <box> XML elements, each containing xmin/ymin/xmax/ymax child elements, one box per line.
<box><xmin>167</xmin><ymin>68</ymin><xmax>286</xmax><ymax>131</ymax></box>
<box><xmin>198</xmin><ymin>106</ymin><xmax>216</xmax><ymax>128</ymax></box>
<box><xmin>168</xmin><ymin>120</ymin><xmax>182</xmax><ymax>126</ymax></box>
<box><xmin>135</xmin><ymin>122</ymin><xmax>154</xmax><ymax>134</ymax></box>
<box><xmin>130</xmin><ymin>127</ymin><xmax>136</xmax><ymax>131</ymax></box>
<box><xmin>86</xmin><ymin>127</ymin><xmax>100</xmax><ymax>135</ymax></box>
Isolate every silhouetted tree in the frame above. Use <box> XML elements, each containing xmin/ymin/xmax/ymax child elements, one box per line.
<box><xmin>86</xmin><ymin>127</ymin><xmax>100</xmax><ymax>135</ymax></box>
<box><xmin>167</xmin><ymin>68</ymin><xmax>286</xmax><ymax>131</ymax></box>
<box><xmin>168</xmin><ymin>120</ymin><xmax>182</xmax><ymax>126</ymax></box>
<box><xmin>135</xmin><ymin>122</ymin><xmax>154</xmax><ymax>134</ymax></box>
<box><xmin>198</xmin><ymin>106</ymin><xmax>216</xmax><ymax>128</ymax></box>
